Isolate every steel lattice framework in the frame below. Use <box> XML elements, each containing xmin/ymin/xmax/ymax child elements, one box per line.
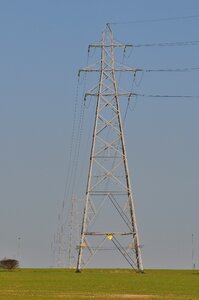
<box><xmin>76</xmin><ymin>24</ymin><xmax>143</xmax><ymax>272</ymax></box>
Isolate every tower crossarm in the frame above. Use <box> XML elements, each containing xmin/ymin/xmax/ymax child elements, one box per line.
<box><xmin>85</xmin><ymin>92</ymin><xmax>137</xmax><ymax>97</ymax></box>
<box><xmin>88</xmin><ymin>44</ymin><xmax>133</xmax><ymax>49</ymax></box>
<box><xmin>79</xmin><ymin>67</ymin><xmax>142</xmax><ymax>75</ymax></box>
<box><xmin>84</xmin><ymin>232</ymin><xmax>134</xmax><ymax>236</ymax></box>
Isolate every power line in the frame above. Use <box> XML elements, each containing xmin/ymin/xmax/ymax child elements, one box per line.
<box><xmin>129</xmin><ymin>93</ymin><xmax>199</xmax><ymax>99</ymax></box>
<box><xmin>133</xmin><ymin>41</ymin><xmax>199</xmax><ymax>48</ymax></box>
<box><xmin>108</xmin><ymin>14</ymin><xmax>199</xmax><ymax>25</ymax></box>
<box><xmin>144</xmin><ymin>67</ymin><xmax>199</xmax><ymax>72</ymax></box>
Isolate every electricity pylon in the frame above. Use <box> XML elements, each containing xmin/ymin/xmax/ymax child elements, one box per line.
<box><xmin>76</xmin><ymin>24</ymin><xmax>143</xmax><ymax>272</ymax></box>
<box><xmin>68</xmin><ymin>195</ymin><xmax>80</xmax><ymax>268</ymax></box>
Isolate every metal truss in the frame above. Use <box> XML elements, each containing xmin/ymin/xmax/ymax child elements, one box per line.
<box><xmin>76</xmin><ymin>24</ymin><xmax>143</xmax><ymax>272</ymax></box>
<box><xmin>68</xmin><ymin>196</ymin><xmax>80</xmax><ymax>268</ymax></box>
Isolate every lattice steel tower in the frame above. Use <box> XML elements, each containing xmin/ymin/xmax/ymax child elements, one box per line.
<box><xmin>76</xmin><ymin>24</ymin><xmax>143</xmax><ymax>272</ymax></box>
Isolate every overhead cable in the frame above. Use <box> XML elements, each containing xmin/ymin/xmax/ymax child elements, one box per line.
<box><xmin>144</xmin><ymin>67</ymin><xmax>199</xmax><ymax>72</ymax></box>
<box><xmin>129</xmin><ymin>93</ymin><xmax>199</xmax><ymax>99</ymax></box>
<box><xmin>109</xmin><ymin>14</ymin><xmax>199</xmax><ymax>25</ymax></box>
<box><xmin>133</xmin><ymin>40</ymin><xmax>199</xmax><ymax>48</ymax></box>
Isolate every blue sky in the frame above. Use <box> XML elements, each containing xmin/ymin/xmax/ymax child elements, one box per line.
<box><xmin>0</xmin><ymin>0</ymin><xmax>199</xmax><ymax>268</ymax></box>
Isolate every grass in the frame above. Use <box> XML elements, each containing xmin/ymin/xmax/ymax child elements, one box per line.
<box><xmin>0</xmin><ymin>268</ymin><xmax>199</xmax><ymax>299</ymax></box>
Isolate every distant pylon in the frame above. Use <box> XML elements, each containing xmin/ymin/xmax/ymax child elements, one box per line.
<box><xmin>68</xmin><ymin>195</ymin><xmax>80</xmax><ymax>268</ymax></box>
<box><xmin>76</xmin><ymin>24</ymin><xmax>143</xmax><ymax>272</ymax></box>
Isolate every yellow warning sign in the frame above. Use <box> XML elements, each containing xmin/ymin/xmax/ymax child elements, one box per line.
<box><xmin>107</xmin><ymin>235</ymin><xmax>113</xmax><ymax>240</ymax></box>
<box><xmin>80</xmin><ymin>242</ymin><xmax>87</xmax><ymax>248</ymax></box>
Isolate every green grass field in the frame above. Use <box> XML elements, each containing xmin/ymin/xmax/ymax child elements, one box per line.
<box><xmin>0</xmin><ymin>268</ymin><xmax>199</xmax><ymax>300</ymax></box>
